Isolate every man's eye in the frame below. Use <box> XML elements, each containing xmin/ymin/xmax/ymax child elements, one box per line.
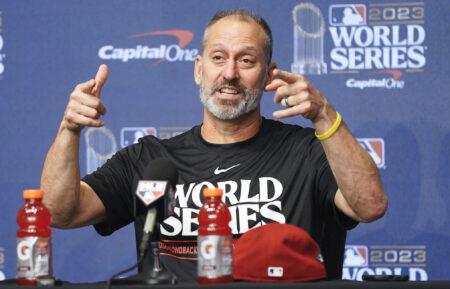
<box><xmin>241</xmin><ymin>58</ymin><xmax>255</xmax><ymax>65</ymax></box>
<box><xmin>213</xmin><ymin>56</ymin><xmax>222</xmax><ymax>61</ymax></box>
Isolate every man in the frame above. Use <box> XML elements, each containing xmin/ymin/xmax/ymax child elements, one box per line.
<box><xmin>41</xmin><ymin>9</ymin><xmax>387</xmax><ymax>282</ymax></box>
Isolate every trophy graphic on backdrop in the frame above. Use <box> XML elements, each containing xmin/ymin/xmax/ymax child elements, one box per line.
<box><xmin>85</xmin><ymin>127</ymin><xmax>117</xmax><ymax>174</ymax></box>
<box><xmin>291</xmin><ymin>2</ymin><xmax>327</xmax><ymax>75</ymax></box>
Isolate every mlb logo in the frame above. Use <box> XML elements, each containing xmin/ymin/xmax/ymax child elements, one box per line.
<box><xmin>136</xmin><ymin>180</ymin><xmax>167</xmax><ymax>206</ymax></box>
<box><xmin>329</xmin><ymin>4</ymin><xmax>366</xmax><ymax>26</ymax></box>
<box><xmin>358</xmin><ymin>138</ymin><xmax>385</xmax><ymax>168</ymax></box>
<box><xmin>344</xmin><ymin>245</ymin><xmax>368</xmax><ymax>267</ymax></box>
<box><xmin>268</xmin><ymin>267</ymin><xmax>284</xmax><ymax>278</ymax></box>
<box><xmin>120</xmin><ymin>127</ymin><xmax>157</xmax><ymax>148</ymax></box>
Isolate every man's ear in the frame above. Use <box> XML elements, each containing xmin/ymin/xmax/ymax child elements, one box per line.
<box><xmin>265</xmin><ymin>62</ymin><xmax>277</xmax><ymax>87</ymax></box>
<box><xmin>194</xmin><ymin>55</ymin><xmax>202</xmax><ymax>85</ymax></box>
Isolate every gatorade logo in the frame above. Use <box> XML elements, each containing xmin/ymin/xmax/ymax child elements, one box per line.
<box><xmin>200</xmin><ymin>239</ymin><xmax>216</xmax><ymax>260</ymax></box>
<box><xmin>38</xmin><ymin>239</ymin><xmax>47</xmax><ymax>248</ymax></box>
<box><xmin>17</xmin><ymin>240</ymin><xmax>31</xmax><ymax>261</ymax></box>
<box><xmin>221</xmin><ymin>237</ymin><xmax>233</xmax><ymax>254</ymax></box>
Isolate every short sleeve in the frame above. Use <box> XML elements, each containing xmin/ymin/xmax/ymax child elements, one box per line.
<box><xmin>82</xmin><ymin>146</ymin><xmax>139</xmax><ymax>236</ymax></box>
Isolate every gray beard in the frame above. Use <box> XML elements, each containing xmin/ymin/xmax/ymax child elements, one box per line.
<box><xmin>199</xmin><ymin>71</ymin><xmax>266</xmax><ymax>120</ymax></box>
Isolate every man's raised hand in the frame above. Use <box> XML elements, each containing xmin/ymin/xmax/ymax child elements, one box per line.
<box><xmin>63</xmin><ymin>64</ymin><xmax>109</xmax><ymax>133</ymax></box>
<box><xmin>265</xmin><ymin>69</ymin><xmax>328</xmax><ymax>122</ymax></box>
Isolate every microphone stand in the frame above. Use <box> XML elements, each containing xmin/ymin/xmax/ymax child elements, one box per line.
<box><xmin>108</xmin><ymin>161</ymin><xmax>179</xmax><ymax>287</ymax></box>
<box><xmin>109</xmin><ymin>242</ymin><xmax>177</xmax><ymax>286</ymax></box>
<box><xmin>109</xmin><ymin>207</ymin><xmax>177</xmax><ymax>286</ymax></box>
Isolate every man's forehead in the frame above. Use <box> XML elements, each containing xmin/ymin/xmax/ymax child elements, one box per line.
<box><xmin>204</xmin><ymin>16</ymin><xmax>265</xmax><ymax>48</ymax></box>
<box><xmin>209</xmin><ymin>15</ymin><xmax>261</xmax><ymax>32</ymax></box>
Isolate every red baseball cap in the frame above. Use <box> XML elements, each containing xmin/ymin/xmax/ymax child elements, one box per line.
<box><xmin>233</xmin><ymin>223</ymin><xmax>327</xmax><ymax>282</ymax></box>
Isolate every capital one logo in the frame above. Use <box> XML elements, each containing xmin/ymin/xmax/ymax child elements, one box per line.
<box><xmin>98</xmin><ymin>30</ymin><xmax>199</xmax><ymax>64</ymax></box>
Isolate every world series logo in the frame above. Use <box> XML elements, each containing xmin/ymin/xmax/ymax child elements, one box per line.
<box><xmin>291</xmin><ymin>2</ymin><xmax>427</xmax><ymax>89</ymax></box>
<box><xmin>343</xmin><ymin>245</ymin><xmax>428</xmax><ymax>281</ymax></box>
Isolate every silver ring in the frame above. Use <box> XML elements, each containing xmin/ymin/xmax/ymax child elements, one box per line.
<box><xmin>283</xmin><ymin>96</ymin><xmax>292</xmax><ymax>108</ymax></box>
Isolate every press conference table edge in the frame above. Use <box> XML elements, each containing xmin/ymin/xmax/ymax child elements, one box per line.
<box><xmin>1</xmin><ymin>279</ymin><xmax>450</xmax><ymax>289</ymax></box>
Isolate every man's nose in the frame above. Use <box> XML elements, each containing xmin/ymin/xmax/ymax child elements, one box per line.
<box><xmin>222</xmin><ymin>60</ymin><xmax>239</xmax><ymax>81</ymax></box>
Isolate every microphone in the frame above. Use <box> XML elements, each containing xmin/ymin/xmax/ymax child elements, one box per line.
<box><xmin>108</xmin><ymin>158</ymin><xmax>178</xmax><ymax>287</ymax></box>
<box><xmin>136</xmin><ymin>158</ymin><xmax>178</xmax><ymax>260</ymax></box>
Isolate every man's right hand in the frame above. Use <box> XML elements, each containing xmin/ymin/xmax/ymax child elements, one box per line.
<box><xmin>63</xmin><ymin>64</ymin><xmax>109</xmax><ymax>133</ymax></box>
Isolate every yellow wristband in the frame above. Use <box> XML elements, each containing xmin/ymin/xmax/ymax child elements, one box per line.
<box><xmin>315</xmin><ymin>112</ymin><xmax>342</xmax><ymax>141</ymax></box>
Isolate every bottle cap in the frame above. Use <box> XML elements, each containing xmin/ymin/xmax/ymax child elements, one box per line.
<box><xmin>24</xmin><ymin>189</ymin><xmax>44</xmax><ymax>199</ymax></box>
<box><xmin>203</xmin><ymin>187</ymin><xmax>223</xmax><ymax>198</ymax></box>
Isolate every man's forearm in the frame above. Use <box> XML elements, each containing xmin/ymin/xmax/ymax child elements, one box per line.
<box><xmin>41</xmin><ymin>123</ymin><xmax>82</xmax><ymax>228</ymax></box>
<box><xmin>315</xmin><ymin>109</ymin><xmax>388</xmax><ymax>222</ymax></box>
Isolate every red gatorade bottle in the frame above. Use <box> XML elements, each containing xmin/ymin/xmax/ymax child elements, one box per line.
<box><xmin>197</xmin><ymin>187</ymin><xmax>233</xmax><ymax>284</ymax></box>
<box><xmin>16</xmin><ymin>189</ymin><xmax>52</xmax><ymax>286</ymax></box>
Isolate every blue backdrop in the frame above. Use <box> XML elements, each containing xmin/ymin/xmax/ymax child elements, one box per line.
<box><xmin>0</xmin><ymin>0</ymin><xmax>449</xmax><ymax>282</ymax></box>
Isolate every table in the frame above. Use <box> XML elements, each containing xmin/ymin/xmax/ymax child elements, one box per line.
<box><xmin>1</xmin><ymin>279</ymin><xmax>449</xmax><ymax>289</ymax></box>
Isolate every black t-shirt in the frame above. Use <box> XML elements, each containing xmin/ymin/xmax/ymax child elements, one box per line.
<box><xmin>83</xmin><ymin>118</ymin><xmax>358</xmax><ymax>281</ymax></box>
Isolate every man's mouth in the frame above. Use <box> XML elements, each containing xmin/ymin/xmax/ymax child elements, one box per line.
<box><xmin>217</xmin><ymin>86</ymin><xmax>241</xmax><ymax>97</ymax></box>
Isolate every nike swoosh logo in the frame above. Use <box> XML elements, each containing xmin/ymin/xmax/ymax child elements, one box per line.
<box><xmin>214</xmin><ymin>164</ymin><xmax>241</xmax><ymax>175</ymax></box>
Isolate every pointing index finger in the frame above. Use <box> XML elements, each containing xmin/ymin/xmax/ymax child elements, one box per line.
<box><xmin>274</xmin><ymin>69</ymin><xmax>304</xmax><ymax>84</ymax></box>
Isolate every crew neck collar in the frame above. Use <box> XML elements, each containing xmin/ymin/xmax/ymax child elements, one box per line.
<box><xmin>194</xmin><ymin>117</ymin><xmax>269</xmax><ymax>150</ymax></box>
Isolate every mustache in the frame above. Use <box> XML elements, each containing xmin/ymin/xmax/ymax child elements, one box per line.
<box><xmin>211</xmin><ymin>79</ymin><xmax>247</xmax><ymax>94</ymax></box>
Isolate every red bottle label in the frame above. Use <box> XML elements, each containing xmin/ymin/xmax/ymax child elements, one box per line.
<box><xmin>197</xmin><ymin>235</ymin><xmax>233</xmax><ymax>279</ymax></box>
<box><xmin>16</xmin><ymin>237</ymin><xmax>51</xmax><ymax>279</ymax></box>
